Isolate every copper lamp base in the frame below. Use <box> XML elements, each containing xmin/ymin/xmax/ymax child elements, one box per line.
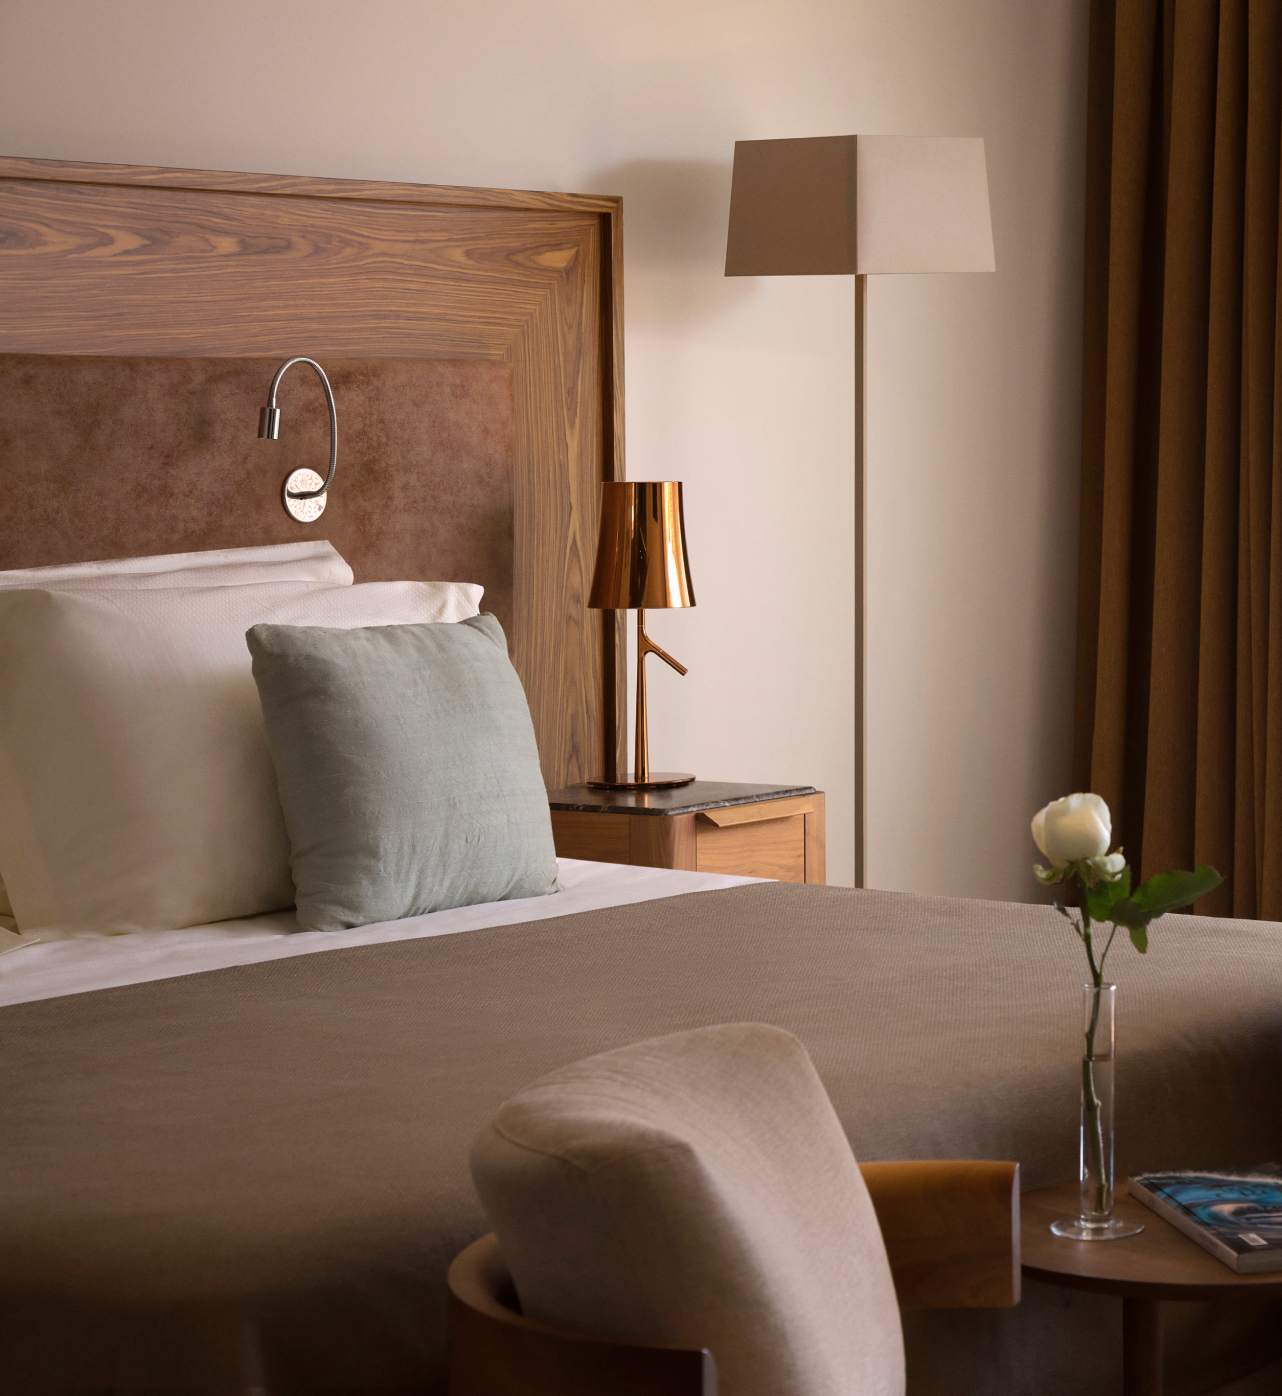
<box><xmin>587</xmin><ymin>772</ymin><xmax>695</xmax><ymax>792</ymax></box>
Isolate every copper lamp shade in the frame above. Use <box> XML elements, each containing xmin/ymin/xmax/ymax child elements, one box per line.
<box><xmin>589</xmin><ymin>481</ymin><xmax>695</xmax><ymax>610</ymax></box>
<box><xmin>589</xmin><ymin>481</ymin><xmax>695</xmax><ymax>791</ymax></box>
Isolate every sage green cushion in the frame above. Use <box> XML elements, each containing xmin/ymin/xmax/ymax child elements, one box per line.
<box><xmin>246</xmin><ymin>614</ymin><xmax>558</xmax><ymax>932</ymax></box>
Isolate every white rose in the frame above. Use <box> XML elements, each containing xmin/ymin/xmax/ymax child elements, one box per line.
<box><xmin>1031</xmin><ymin>793</ymin><xmax>1112</xmax><ymax>867</ymax></box>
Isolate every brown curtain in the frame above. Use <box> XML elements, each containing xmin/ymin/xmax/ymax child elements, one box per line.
<box><xmin>1077</xmin><ymin>0</ymin><xmax>1282</xmax><ymax>916</ymax></box>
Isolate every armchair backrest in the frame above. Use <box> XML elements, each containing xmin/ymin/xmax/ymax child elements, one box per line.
<box><xmin>469</xmin><ymin>1022</ymin><xmax>906</xmax><ymax>1396</ymax></box>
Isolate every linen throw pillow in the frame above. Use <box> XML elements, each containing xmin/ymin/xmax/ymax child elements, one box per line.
<box><xmin>0</xmin><ymin>579</ymin><xmax>482</xmax><ymax>935</ymax></box>
<box><xmin>247</xmin><ymin>615</ymin><xmax>558</xmax><ymax>932</ymax></box>
<box><xmin>0</xmin><ymin>541</ymin><xmax>355</xmax><ymax>923</ymax></box>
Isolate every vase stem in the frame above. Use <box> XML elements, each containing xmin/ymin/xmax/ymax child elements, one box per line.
<box><xmin>1050</xmin><ymin>982</ymin><xmax>1144</xmax><ymax>1241</ymax></box>
<box><xmin>1080</xmin><ymin>982</ymin><xmax>1114</xmax><ymax>1220</ymax></box>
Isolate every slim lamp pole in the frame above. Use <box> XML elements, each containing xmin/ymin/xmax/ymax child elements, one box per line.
<box><xmin>854</xmin><ymin>275</ymin><xmax>867</xmax><ymax>890</ymax></box>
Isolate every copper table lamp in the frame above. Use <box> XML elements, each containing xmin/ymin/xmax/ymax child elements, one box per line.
<box><xmin>588</xmin><ymin>481</ymin><xmax>695</xmax><ymax>791</ymax></box>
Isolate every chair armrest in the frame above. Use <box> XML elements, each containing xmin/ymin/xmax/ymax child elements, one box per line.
<box><xmin>860</xmin><ymin>1160</ymin><xmax>1021</xmax><ymax>1310</ymax></box>
<box><xmin>447</xmin><ymin>1234</ymin><xmax>715</xmax><ymax>1396</ymax></box>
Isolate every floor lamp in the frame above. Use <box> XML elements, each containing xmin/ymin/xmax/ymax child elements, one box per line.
<box><xmin>725</xmin><ymin>135</ymin><xmax>995</xmax><ymax>888</ymax></box>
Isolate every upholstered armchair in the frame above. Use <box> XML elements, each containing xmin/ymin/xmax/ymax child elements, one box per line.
<box><xmin>448</xmin><ymin>1023</ymin><xmax>1020</xmax><ymax>1396</ymax></box>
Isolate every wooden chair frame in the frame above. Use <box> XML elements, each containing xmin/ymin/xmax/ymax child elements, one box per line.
<box><xmin>447</xmin><ymin>1159</ymin><xmax>1020</xmax><ymax>1395</ymax></box>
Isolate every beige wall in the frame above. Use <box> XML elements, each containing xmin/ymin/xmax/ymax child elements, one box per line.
<box><xmin>0</xmin><ymin>0</ymin><xmax>1086</xmax><ymax>898</ymax></box>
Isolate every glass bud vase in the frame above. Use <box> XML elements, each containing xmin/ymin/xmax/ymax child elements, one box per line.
<box><xmin>1050</xmin><ymin>982</ymin><xmax>1144</xmax><ymax>1241</ymax></box>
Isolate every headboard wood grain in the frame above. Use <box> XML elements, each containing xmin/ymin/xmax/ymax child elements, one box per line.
<box><xmin>0</xmin><ymin>157</ymin><xmax>626</xmax><ymax>786</ymax></box>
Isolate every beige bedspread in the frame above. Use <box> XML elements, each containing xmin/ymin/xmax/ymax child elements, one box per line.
<box><xmin>3</xmin><ymin>883</ymin><xmax>1280</xmax><ymax>1394</ymax></box>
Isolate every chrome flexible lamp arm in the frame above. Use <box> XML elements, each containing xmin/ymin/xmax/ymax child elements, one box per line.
<box><xmin>257</xmin><ymin>356</ymin><xmax>338</xmax><ymax>522</ymax></box>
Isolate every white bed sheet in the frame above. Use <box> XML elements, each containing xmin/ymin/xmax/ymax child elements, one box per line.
<box><xmin>0</xmin><ymin>859</ymin><xmax>758</xmax><ymax>1007</ymax></box>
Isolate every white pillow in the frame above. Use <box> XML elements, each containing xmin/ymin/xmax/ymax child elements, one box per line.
<box><xmin>0</xmin><ymin>540</ymin><xmax>354</xmax><ymax>590</ymax></box>
<box><xmin>0</xmin><ymin>542</ymin><xmax>355</xmax><ymax>921</ymax></box>
<box><xmin>0</xmin><ymin>579</ymin><xmax>483</xmax><ymax>935</ymax></box>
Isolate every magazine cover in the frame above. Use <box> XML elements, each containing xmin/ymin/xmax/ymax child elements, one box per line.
<box><xmin>1130</xmin><ymin>1168</ymin><xmax>1282</xmax><ymax>1273</ymax></box>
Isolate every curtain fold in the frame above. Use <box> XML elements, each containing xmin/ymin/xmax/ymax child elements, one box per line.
<box><xmin>1077</xmin><ymin>0</ymin><xmax>1282</xmax><ymax>916</ymax></box>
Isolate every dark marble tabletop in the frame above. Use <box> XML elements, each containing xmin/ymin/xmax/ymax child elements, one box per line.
<box><xmin>546</xmin><ymin>781</ymin><xmax>819</xmax><ymax>817</ymax></box>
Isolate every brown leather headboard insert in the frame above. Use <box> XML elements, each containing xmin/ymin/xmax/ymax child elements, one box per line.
<box><xmin>0</xmin><ymin>157</ymin><xmax>626</xmax><ymax>786</ymax></box>
<box><xmin>0</xmin><ymin>353</ymin><xmax>516</xmax><ymax>634</ymax></box>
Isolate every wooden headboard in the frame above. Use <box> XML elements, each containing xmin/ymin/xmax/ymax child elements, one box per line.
<box><xmin>0</xmin><ymin>156</ymin><xmax>626</xmax><ymax>786</ymax></box>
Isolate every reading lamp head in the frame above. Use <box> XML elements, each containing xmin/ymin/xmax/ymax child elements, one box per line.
<box><xmin>256</xmin><ymin>356</ymin><xmax>338</xmax><ymax>524</ymax></box>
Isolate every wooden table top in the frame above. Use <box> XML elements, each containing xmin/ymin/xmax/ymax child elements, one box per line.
<box><xmin>1022</xmin><ymin>1183</ymin><xmax>1282</xmax><ymax>1300</ymax></box>
<box><xmin>547</xmin><ymin>782</ymin><xmax>817</xmax><ymax>816</ymax></box>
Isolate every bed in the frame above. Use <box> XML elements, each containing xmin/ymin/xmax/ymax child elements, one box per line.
<box><xmin>5</xmin><ymin>872</ymin><xmax>1282</xmax><ymax>1394</ymax></box>
<box><xmin>2</xmin><ymin>158</ymin><xmax>1280</xmax><ymax>1396</ymax></box>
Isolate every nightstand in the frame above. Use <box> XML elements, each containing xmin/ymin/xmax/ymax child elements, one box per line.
<box><xmin>547</xmin><ymin>782</ymin><xmax>825</xmax><ymax>884</ymax></box>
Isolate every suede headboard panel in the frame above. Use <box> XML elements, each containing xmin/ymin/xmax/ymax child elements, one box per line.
<box><xmin>0</xmin><ymin>353</ymin><xmax>516</xmax><ymax>635</ymax></box>
<box><xmin>0</xmin><ymin>157</ymin><xmax>626</xmax><ymax>786</ymax></box>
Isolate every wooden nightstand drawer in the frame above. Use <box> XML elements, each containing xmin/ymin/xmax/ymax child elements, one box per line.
<box><xmin>548</xmin><ymin>783</ymin><xmax>825</xmax><ymax>884</ymax></box>
<box><xmin>695</xmin><ymin>802</ymin><xmax>807</xmax><ymax>883</ymax></box>
<box><xmin>547</xmin><ymin>810</ymin><xmax>630</xmax><ymax>864</ymax></box>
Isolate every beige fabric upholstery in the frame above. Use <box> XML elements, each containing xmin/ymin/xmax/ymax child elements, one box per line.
<box><xmin>471</xmin><ymin>1022</ymin><xmax>906</xmax><ymax>1396</ymax></box>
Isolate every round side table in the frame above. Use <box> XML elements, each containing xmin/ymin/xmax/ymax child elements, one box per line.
<box><xmin>1022</xmin><ymin>1183</ymin><xmax>1282</xmax><ymax>1396</ymax></box>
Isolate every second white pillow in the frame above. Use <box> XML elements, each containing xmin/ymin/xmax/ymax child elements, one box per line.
<box><xmin>0</xmin><ymin>540</ymin><xmax>354</xmax><ymax>590</ymax></box>
<box><xmin>0</xmin><ymin>540</ymin><xmax>357</xmax><ymax>922</ymax></box>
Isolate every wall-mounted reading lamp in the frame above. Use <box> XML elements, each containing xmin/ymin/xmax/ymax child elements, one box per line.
<box><xmin>257</xmin><ymin>356</ymin><xmax>338</xmax><ymax>523</ymax></box>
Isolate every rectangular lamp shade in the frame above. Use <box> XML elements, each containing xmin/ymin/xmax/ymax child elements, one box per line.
<box><xmin>725</xmin><ymin>134</ymin><xmax>995</xmax><ymax>277</ymax></box>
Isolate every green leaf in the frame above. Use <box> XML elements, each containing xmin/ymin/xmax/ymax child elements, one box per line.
<box><xmin>1129</xmin><ymin>866</ymin><xmax>1223</xmax><ymax>920</ymax></box>
<box><xmin>1086</xmin><ymin>866</ymin><xmax>1131</xmax><ymax>921</ymax></box>
<box><xmin>1106</xmin><ymin>865</ymin><xmax>1223</xmax><ymax>933</ymax></box>
<box><xmin>1128</xmin><ymin>924</ymin><xmax>1149</xmax><ymax>954</ymax></box>
<box><xmin>1108</xmin><ymin>897</ymin><xmax>1149</xmax><ymax>930</ymax></box>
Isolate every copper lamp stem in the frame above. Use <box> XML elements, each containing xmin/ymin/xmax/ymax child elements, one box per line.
<box><xmin>635</xmin><ymin>608</ymin><xmax>650</xmax><ymax>783</ymax></box>
<box><xmin>633</xmin><ymin>607</ymin><xmax>688</xmax><ymax>786</ymax></box>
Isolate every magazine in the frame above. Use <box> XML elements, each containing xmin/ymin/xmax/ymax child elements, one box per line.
<box><xmin>1130</xmin><ymin>1168</ymin><xmax>1282</xmax><ymax>1274</ymax></box>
